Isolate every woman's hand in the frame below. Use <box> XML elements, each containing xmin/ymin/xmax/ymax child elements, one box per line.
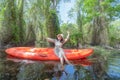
<box><xmin>62</xmin><ymin>31</ymin><xmax>70</xmax><ymax>44</ymax></box>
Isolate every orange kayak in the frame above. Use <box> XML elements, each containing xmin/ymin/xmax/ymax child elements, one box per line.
<box><xmin>7</xmin><ymin>55</ymin><xmax>93</xmax><ymax>66</ymax></box>
<box><xmin>5</xmin><ymin>47</ymin><xmax>94</xmax><ymax>61</ymax></box>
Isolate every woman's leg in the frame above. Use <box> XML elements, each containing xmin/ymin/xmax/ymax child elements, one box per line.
<box><xmin>60</xmin><ymin>56</ymin><xmax>64</xmax><ymax>66</ymax></box>
<box><xmin>60</xmin><ymin>57</ymin><xmax>65</xmax><ymax>70</ymax></box>
<box><xmin>62</xmin><ymin>53</ymin><xmax>71</xmax><ymax>64</ymax></box>
<box><xmin>59</xmin><ymin>48</ymin><xmax>71</xmax><ymax>64</ymax></box>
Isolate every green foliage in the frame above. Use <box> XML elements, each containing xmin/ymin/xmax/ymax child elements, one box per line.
<box><xmin>93</xmin><ymin>46</ymin><xmax>110</xmax><ymax>56</ymax></box>
<box><xmin>60</xmin><ymin>23</ymin><xmax>82</xmax><ymax>46</ymax></box>
<box><xmin>108</xmin><ymin>20</ymin><xmax>120</xmax><ymax>46</ymax></box>
<box><xmin>0</xmin><ymin>0</ymin><xmax>120</xmax><ymax>47</ymax></box>
<box><xmin>92</xmin><ymin>46</ymin><xmax>120</xmax><ymax>62</ymax></box>
<box><xmin>83</xmin><ymin>0</ymin><xmax>98</xmax><ymax>22</ymax></box>
<box><xmin>47</xmin><ymin>10</ymin><xmax>60</xmax><ymax>36</ymax></box>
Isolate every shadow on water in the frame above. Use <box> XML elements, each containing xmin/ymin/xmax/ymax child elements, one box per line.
<box><xmin>0</xmin><ymin>49</ymin><xmax>120</xmax><ymax>80</ymax></box>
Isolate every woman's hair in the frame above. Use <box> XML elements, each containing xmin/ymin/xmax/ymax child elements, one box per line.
<box><xmin>57</xmin><ymin>34</ymin><xmax>64</xmax><ymax>43</ymax></box>
<box><xmin>60</xmin><ymin>37</ymin><xmax>64</xmax><ymax>43</ymax></box>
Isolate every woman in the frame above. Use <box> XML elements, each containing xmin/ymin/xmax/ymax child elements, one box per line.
<box><xmin>46</xmin><ymin>31</ymin><xmax>71</xmax><ymax>66</ymax></box>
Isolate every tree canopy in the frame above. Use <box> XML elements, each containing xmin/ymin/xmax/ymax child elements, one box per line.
<box><xmin>0</xmin><ymin>0</ymin><xmax>120</xmax><ymax>48</ymax></box>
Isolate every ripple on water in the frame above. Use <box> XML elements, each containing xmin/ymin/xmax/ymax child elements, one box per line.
<box><xmin>107</xmin><ymin>57</ymin><xmax>120</xmax><ymax>79</ymax></box>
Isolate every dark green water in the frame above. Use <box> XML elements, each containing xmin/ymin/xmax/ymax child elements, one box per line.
<box><xmin>0</xmin><ymin>50</ymin><xmax>120</xmax><ymax>80</ymax></box>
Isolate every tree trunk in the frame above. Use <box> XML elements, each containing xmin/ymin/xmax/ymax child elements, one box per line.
<box><xmin>91</xmin><ymin>0</ymin><xmax>108</xmax><ymax>46</ymax></box>
<box><xmin>77</xmin><ymin>11</ymin><xmax>84</xmax><ymax>46</ymax></box>
<box><xmin>1</xmin><ymin>0</ymin><xmax>16</xmax><ymax>45</ymax></box>
<box><xmin>46</xmin><ymin>10</ymin><xmax>61</xmax><ymax>47</ymax></box>
<box><xmin>76</xmin><ymin>0</ymin><xmax>84</xmax><ymax>48</ymax></box>
<box><xmin>91</xmin><ymin>17</ymin><xmax>101</xmax><ymax>45</ymax></box>
<box><xmin>17</xmin><ymin>0</ymin><xmax>24</xmax><ymax>44</ymax></box>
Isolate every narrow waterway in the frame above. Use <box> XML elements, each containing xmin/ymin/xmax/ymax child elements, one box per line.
<box><xmin>0</xmin><ymin>50</ymin><xmax>120</xmax><ymax>80</ymax></box>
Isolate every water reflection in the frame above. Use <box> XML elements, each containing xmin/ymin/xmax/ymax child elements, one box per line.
<box><xmin>6</xmin><ymin>55</ymin><xmax>93</xmax><ymax>80</ymax></box>
<box><xmin>0</xmin><ymin>51</ymin><xmax>120</xmax><ymax>80</ymax></box>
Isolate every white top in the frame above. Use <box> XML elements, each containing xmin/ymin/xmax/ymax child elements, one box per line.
<box><xmin>46</xmin><ymin>38</ymin><xmax>64</xmax><ymax>58</ymax></box>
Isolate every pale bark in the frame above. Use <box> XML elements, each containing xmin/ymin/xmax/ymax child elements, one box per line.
<box><xmin>91</xmin><ymin>0</ymin><xmax>108</xmax><ymax>46</ymax></box>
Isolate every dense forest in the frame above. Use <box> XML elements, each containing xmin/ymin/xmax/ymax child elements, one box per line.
<box><xmin>0</xmin><ymin>0</ymin><xmax>120</xmax><ymax>49</ymax></box>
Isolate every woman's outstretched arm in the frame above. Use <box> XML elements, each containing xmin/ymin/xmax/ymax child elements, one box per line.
<box><xmin>63</xmin><ymin>31</ymin><xmax>70</xmax><ymax>44</ymax></box>
<box><xmin>46</xmin><ymin>37</ymin><xmax>55</xmax><ymax>43</ymax></box>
